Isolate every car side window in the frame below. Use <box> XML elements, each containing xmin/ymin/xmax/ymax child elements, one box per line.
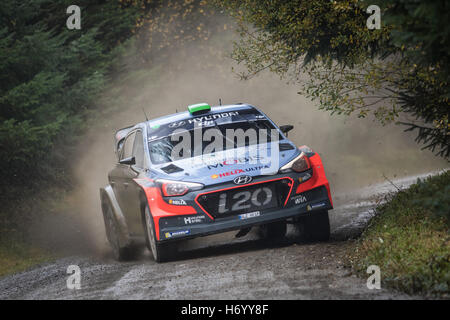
<box><xmin>122</xmin><ymin>131</ymin><xmax>136</xmax><ymax>160</ymax></box>
<box><xmin>133</xmin><ymin>131</ymin><xmax>145</xmax><ymax>168</ymax></box>
<box><xmin>117</xmin><ymin>139</ymin><xmax>125</xmax><ymax>158</ymax></box>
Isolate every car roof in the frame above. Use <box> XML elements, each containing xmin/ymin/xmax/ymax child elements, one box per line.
<box><xmin>143</xmin><ymin>103</ymin><xmax>258</xmax><ymax>128</ymax></box>
<box><xmin>115</xmin><ymin>103</ymin><xmax>263</xmax><ymax>144</ymax></box>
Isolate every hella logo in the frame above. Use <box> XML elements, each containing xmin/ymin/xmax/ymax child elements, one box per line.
<box><xmin>233</xmin><ymin>175</ymin><xmax>253</xmax><ymax>185</ymax></box>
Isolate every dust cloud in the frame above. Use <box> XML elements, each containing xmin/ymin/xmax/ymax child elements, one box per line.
<box><xmin>32</xmin><ymin>18</ymin><xmax>448</xmax><ymax>256</ymax></box>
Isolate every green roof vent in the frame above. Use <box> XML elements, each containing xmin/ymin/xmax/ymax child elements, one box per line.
<box><xmin>188</xmin><ymin>103</ymin><xmax>211</xmax><ymax>115</ymax></box>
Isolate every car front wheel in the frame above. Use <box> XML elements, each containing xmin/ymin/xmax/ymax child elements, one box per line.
<box><xmin>143</xmin><ymin>204</ymin><xmax>177</xmax><ymax>262</ymax></box>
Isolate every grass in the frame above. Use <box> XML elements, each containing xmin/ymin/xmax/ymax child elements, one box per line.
<box><xmin>0</xmin><ymin>184</ymin><xmax>68</xmax><ymax>278</ymax></box>
<box><xmin>348</xmin><ymin>170</ymin><xmax>450</xmax><ymax>297</ymax></box>
<box><xmin>0</xmin><ymin>235</ymin><xmax>52</xmax><ymax>278</ymax></box>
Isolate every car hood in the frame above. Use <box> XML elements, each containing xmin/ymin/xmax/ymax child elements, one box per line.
<box><xmin>150</xmin><ymin>142</ymin><xmax>299</xmax><ymax>186</ymax></box>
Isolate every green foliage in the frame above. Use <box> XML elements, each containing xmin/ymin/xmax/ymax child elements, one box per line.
<box><xmin>349</xmin><ymin>171</ymin><xmax>450</xmax><ymax>296</ymax></box>
<box><xmin>214</xmin><ymin>0</ymin><xmax>387</xmax><ymax>75</ymax></box>
<box><xmin>375</xmin><ymin>0</ymin><xmax>450</xmax><ymax>158</ymax></box>
<box><xmin>0</xmin><ymin>0</ymin><xmax>147</xmax><ymax>267</ymax></box>
<box><xmin>215</xmin><ymin>0</ymin><xmax>450</xmax><ymax>158</ymax></box>
<box><xmin>0</xmin><ymin>238</ymin><xmax>51</xmax><ymax>278</ymax></box>
<box><xmin>408</xmin><ymin>172</ymin><xmax>450</xmax><ymax>224</ymax></box>
<box><xmin>377</xmin><ymin>0</ymin><xmax>450</xmax><ymax>70</ymax></box>
<box><xmin>0</xmin><ymin>0</ymin><xmax>141</xmax><ymax>189</ymax></box>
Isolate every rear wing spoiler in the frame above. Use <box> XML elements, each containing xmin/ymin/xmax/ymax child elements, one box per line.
<box><xmin>114</xmin><ymin>125</ymin><xmax>134</xmax><ymax>159</ymax></box>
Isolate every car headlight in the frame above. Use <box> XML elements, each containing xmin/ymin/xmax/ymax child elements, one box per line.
<box><xmin>156</xmin><ymin>179</ymin><xmax>204</xmax><ymax>197</ymax></box>
<box><xmin>279</xmin><ymin>152</ymin><xmax>311</xmax><ymax>173</ymax></box>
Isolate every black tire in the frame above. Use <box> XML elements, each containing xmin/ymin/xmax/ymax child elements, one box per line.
<box><xmin>103</xmin><ymin>200</ymin><xmax>133</xmax><ymax>261</ymax></box>
<box><xmin>294</xmin><ymin>210</ymin><xmax>330</xmax><ymax>242</ymax></box>
<box><xmin>259</xmin><ymin>221</ymin><xmax>287</xmax><ymax>240</ymax></box>
<box><xmin>143</xmin><ymin>204</ymin><xmax>177</xmax><ymax>262</ymax></box>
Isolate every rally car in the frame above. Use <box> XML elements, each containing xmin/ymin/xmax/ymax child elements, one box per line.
<box><xmin>100</xmin><ymin>103</ymin><xmax>333</xmax><ymax>262</ymax></box>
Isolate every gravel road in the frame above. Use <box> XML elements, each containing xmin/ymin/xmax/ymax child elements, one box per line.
<box><xmin>0</xmin><ymin>174</ymin><xmax>432</xmax><ymax>300</ymax></box>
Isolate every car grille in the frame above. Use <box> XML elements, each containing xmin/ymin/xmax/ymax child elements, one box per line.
<box><xmin>196</xmin><ymin>178</ymin><xmax>293</xmax><ymax>219</ymax></box>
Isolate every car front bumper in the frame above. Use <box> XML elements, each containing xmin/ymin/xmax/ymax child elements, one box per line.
<box><xmin>158</xmin><ymin>186</ymin><xmax>332</xmax><ymax>242</ymax></box>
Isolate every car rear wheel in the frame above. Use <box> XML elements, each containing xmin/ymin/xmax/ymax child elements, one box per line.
<box><xmin>143</xmin><ymin>204</ymin><xmax>177</xmax><ymax>262</ymax></box>
<box><xmin>294</xmin><ymin>210</ymin><xmax>330</xmax><ymax>242</ymax></box>
<box><xmin>259</xmin><ymin>221</ymin><xmax>287</xmax><ymax>240</ymax></box>
<box><xmin>103</xmin><ymin>201</ymin><xmax>132</xmax><ymax>261</ymax></box>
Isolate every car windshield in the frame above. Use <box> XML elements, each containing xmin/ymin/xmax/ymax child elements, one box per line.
<box><xmin>148</xmin><ymin>120</ymin><xmax>281</xmax><ymax>165</ymax></box>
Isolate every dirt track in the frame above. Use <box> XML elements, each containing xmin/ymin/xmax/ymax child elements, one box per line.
<box><xmin>0</xmin><ymin>174</ymin><xmax>431</xmax><ymax>300</ymax></box>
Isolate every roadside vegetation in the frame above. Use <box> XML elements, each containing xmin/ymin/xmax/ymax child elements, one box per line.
<box><xmin>0</xmin><ymin>0</ymin><xmax>141</xmax><ymax>274</ymax></box>
<box><xmin>0</xmin><ymin>240</ymin><xmax>52</xmax><ymax>278</ymax></box>
<box><xmin>348</xmin><ymin>171</ymin><xmax>450</xmax><ymax>297</ymax></box>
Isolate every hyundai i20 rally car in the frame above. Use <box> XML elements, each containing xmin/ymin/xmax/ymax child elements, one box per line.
<box><xmin>100</xmin><ymin>103</ymin><xmax>333</xmax><ymax>262</ymax></box>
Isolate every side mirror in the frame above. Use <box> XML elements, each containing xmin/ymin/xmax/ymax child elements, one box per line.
<box><xmin>279</xmin><ymin>125</ymin><xmax>294</xmax><ymax>137</ymax></box>
<box><xmin>119</xmin><ymin>156</ymin><xmax>135</xmax><ymax>165</ymax></box>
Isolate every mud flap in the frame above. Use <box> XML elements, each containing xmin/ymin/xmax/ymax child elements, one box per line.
<box><xmin>100</xmin><ymin>185</ymin><xmax>132</xmax><ymax>248</ymax></box>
